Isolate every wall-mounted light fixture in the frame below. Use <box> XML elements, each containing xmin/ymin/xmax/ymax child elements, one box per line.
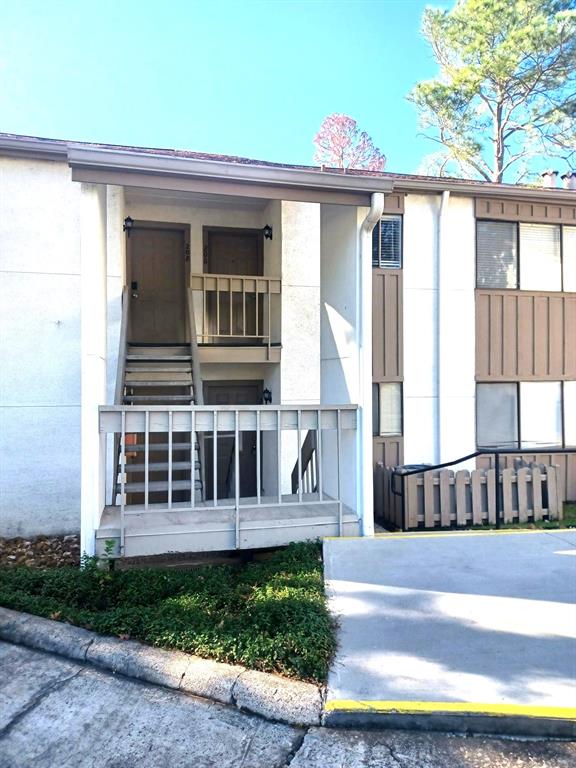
<box><xmin>262</xmin><ymin>388</ymin><xmax>272</xmax><ymax>405</ymax></box>
<box><xmin>123</xmin><ymin>216</ymin><xmax>134</xmax><ymax>237</ymax></box>
<box><xmin>263</xmin><ymin>224</ymin><xmax>273</xmax><ymax>240</ymax></box>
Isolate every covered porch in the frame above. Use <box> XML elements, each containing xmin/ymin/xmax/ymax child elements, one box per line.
<box><xmin>74</xmin><ymin>145</ymin><xmax>389</xmax><ymax>557</ymax></box>
<box><xmin>97</xmin><ymin>404</ymin><xmax>359</xmax><ymax>557</ymax></box>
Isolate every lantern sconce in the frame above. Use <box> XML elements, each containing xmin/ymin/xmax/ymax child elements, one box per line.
<box><xmin>123</xmin><ymin>216</ymin><xmax>134</xmax><ymax>237</ymax></box>
<box><xmin>263</xmin><ymin>224</ymin><xmax>273</xmax><ymax>240</ymax></box>
<box><xmin>262</xmin><ymin>388</ymin><xmax>272</xmax><ymax>405</ymax></box>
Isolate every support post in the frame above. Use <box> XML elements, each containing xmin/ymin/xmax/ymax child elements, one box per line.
<box><xmin>80</xmin><ymin>183</ymin><xmax>108</xmax><ymax>557</ymax></box>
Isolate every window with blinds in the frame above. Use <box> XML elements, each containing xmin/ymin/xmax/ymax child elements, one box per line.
<box><xmin>372</xmin><ymin>215</ymin><xmax>402</xmax><ymax>268</ymax></box>
<box><xmin>476</xmin><ymin>221</ymin><xmax>518</xmax><ymax>288</ymax></box>
<box><xmin>476</xmin><ymin>381</ymin><xmax>572</xmax><ymax>449</ymax></box>
<box><xmin>563</xmin><ymin>226</ymin><xmax>576</xmax><ymax>292</ymax></box>
<box><xmin>519</xmin><ymin>223</ymin><xmax>561</xmax><ymax>291</ymax></box>
<box><xmin>373</xmin><ymin>382</ymin><xmax>402</xmax><ymax>436</ymax></box>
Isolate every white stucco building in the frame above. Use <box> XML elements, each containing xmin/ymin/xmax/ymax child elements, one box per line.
<box><xmin>1</xmin><ymin>133</ymin><xmax>575</xmax><ymax>557</ymax></box>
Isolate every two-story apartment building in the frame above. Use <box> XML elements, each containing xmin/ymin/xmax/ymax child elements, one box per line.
<box><xmin>0</xmin><ymin>133</ymin><xmax>574</xmax><ymax>559</ymax></box>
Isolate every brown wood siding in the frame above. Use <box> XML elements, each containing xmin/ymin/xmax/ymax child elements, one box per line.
<box><xmin>476</xmin><ymin>197</ymin><xmax>576</xmax><ymax>224</ymax></box>
<box><xmin>476</xmin><ymin>290</ymin><xmax>576</xmax><ymax>380</ymax></box>
<box><xmin>477</xmin><ymin>453</ymin><xmax>576</xmax><ymax>503</ymax></box>
<box><xmin>373</xmin><ymin>437</ymin><xmax>404</xmax><ymax>468</ymax></box>
<box><xmin>373</xmin><ymin>269</ymin><xmax>403</xmax><ymax>382</ymax></box>
<box><xmin>383</xmin><ymin>193</ymin><xmax>405</xmax><ymax>214</ymax></box>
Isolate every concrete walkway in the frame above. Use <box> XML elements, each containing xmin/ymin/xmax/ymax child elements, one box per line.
<box><xmin>324</xmin><ymin>529</ymin><xmax>576</xmax><ymax>733</ymax></box>
<box><xmin>2</xmin><ymin>641</ymin><xmax>575</xmax><ymax>767</ymax></box>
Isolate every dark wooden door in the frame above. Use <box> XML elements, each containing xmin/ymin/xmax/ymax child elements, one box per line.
<box><xmin>204</xmin><ymin>227</ymin><xmax>263</xmax><ymax>341</ymax></box>
<box><xmin>129</xmin><ymin>227</ymin><xmax>186</xmax><ymax>343</ymax></box>
<box><xmin>203</xmin><ymin>381</ymin><xmax>262</xmax><ymax>501</ymax></box>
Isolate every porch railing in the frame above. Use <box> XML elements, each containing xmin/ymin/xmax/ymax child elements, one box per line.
<box><xmin>99</xmin><ymin>404</ymin><xmax>357</xmax><ymax>551</ymax></box>
<box><xmin>190</xmin><ymin>273</ymin><xmax>281</xmax><ymax>356</ymax></box>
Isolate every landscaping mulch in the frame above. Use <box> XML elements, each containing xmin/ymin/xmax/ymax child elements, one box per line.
<box><xmin>0</xmin><ymin>541</ymin><xmax>334</xmax><ymax>683</ymax></box>
<box><xmin>0</xmin><ymin>535</ymin><xmax>80</xmax><ymax>568</ymax></box>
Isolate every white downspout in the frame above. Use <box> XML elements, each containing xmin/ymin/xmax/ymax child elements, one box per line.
<box><xmin>358</xmin><ymin>192</ymin><xmax>385</xmax><ymax>535</ymax></box>
<box><xmin>435</xmin><ymin>190</ymin><xmax>450</xmax><ymax>463</ymax></box>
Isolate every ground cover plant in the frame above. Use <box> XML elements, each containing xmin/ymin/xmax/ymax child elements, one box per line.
<box><xmin>0</xmin><ymin>542</ymin><xmax>334</xmax><ymax>683</ymax></box>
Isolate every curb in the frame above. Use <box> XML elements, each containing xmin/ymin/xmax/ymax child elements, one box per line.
<box><xmin>0</xmin><ymin>607</ymin><xmax>322</xmax><ymax>727</ymax></box>
<box><xmin>2</xmin><ymin>607</ymin><xmax>575</xmax><ymax>738</ymax></box>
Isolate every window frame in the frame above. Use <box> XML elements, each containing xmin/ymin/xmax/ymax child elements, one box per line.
<box><xmin>476</xmin><ymin>381</ymin><xmax>571</xmax><ymax>450</ymax></box>
<box><xmin>373</xmin><ymin>382</ymin><xmax>403</xmax><ymax>438</ymax></box>
<box><xmin>475</xmin><ymin>219</ymin><xmax>575</xmax><ymax>292</ymax></box>
<box><xmin>372</xmin><ymin>214</ymin><xmax>403</xmax><ymax>270</ymax></box>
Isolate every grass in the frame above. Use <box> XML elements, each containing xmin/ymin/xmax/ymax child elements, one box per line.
<box><xmin>0</xmin><ymin>542</ymin><xmax>334</xmax><ymax>683</ymax></box>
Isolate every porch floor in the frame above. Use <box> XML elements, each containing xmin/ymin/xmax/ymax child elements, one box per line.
<box><xmin>97</xmin><ymin>494</ymin><xmax>360</xmax><ymax>557</ymax></box>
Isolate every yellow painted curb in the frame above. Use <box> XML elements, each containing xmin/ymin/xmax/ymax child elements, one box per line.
<box><xmin>324</xmin><ymin>700</ymin><xmax>576</xmax><ymax>720</ymax></box>
<box><xmin>324</xmin><ymin>529</ymin><xmax>562</xmax><ymax>542</ymax></box>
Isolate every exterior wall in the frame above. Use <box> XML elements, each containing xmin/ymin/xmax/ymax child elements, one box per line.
<box><xmin>0</xmin><ymin>157</ymin><xmax>82</xmax><ymax>537</ymax></box>
<box><xmin>476</xmin><ymin>290</ymin><xmax>576</xmax><ymax>380</ymax></box>
<box><xmin>402</xmin><ymin>193</ymin><xmax>476</xmax><ymax>466</ymax></box>
<box><xmin>320</xmin><ymin>204</ymin><xmax>361</xmax><ymax>517</ymax></box>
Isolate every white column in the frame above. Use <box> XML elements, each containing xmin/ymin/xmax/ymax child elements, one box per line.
<box><xmin>358</xmin><ymin>207</ymin><xmax>378</xmax><ymax>536</ymax></box>
<box><xmin>80</xmin><ymin>183</ymin><xmax>107</xmax><ymax>556</ymax></box>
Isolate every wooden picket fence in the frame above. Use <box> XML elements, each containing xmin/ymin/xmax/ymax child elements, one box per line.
<box><xmin>375</xmin><ymin>462</ymin><xmax>563</xmax><ymax>531</ymax></box>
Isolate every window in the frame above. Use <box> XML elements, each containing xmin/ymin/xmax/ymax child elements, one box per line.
<box><xmin>519</xmin><ymin>382</ymin><xmax>562</xmax><ymax>448</ymax></box>
<box><xmin>373</xmin><ymin>382</ymin><xmax>402</xmax><ymax>436</ymax></box>
<box><xmin>476</xmin><ymin>382</ymin><xmax>571</xmax><ymax>449</ymax></box>
<box><xmin>372</xmin><ymin>215</ymin><xmax>402</xmax><ymax>268</ymax></box>
<box><xmin>519</xmin><ymin>224</ymin><xmax>561</xmax><ymax>291</ymax></box>
<box><xmin>477</xmin><ymin>221</ymin><xmax>517</xmax><ymax>289</ymax></box>
<box><xmin>476</xmin><ymin>220</ymin><xmax>574</xmax><ymax>291</ymax></box>
<box><xmin>564</xmin><ymin>381</ymin><xmax>576</xmax><ymax>447</ymax></box>
<box><xmin>563</xmin><ymin>227</ymin><xmax>576</xmax><ymax>292</ymax></box>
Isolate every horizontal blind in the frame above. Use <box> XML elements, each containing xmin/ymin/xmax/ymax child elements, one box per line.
<box><xmin>373</xmin><ymin>215</ymin><xmax>402</xmax><ymax>268</ymax></box>
<box><xmin>563</xmin><ymin>226</ymin><xmax>576</xmax><ymax>292</ymax></box>
<box><xmin>476</xmin><ymin>220</ymin><xmax>517</xmax><ymax>288</ymax></box>
<box><xmin>519</xmin><ymin>223</ymin><xmax>561</xmax><ymax>291</ymax></box>
<box><xmin>378</xmin><ymin>383</ymin><xmax>402</xmax><ymax>436</ymax></box>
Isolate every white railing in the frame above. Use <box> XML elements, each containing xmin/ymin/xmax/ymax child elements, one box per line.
<box><xmin>99</xmin><ymin>404</ymin><xmax>357</xmax><ymax>551</ymax></box>
<box><xmin>190</xmin><ymin>273</ymin><xmax>281</xmax><ymax>356</ymax></box>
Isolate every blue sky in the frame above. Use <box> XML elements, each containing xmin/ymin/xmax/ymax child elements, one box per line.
<box><xmin>0</xmin><ymin>0</ymin><xmax>451</xmax><ymax>173</ymax></box>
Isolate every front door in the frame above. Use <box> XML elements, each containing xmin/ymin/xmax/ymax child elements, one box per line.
<box><xmin>203</xmin><ymin>381</ymin><xmax>263</xmax><ymax>501</ymax></box>
<box><xmin>204</xmin><ymin>227</ymin><xmax>263</xmax><ymax>341</ymax></box>
<box><xmin>129</xmin><ymin>226</ymin><xmax>187</xmax><ymax>343</ymax></box>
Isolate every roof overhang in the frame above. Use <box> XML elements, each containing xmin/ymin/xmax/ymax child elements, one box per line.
<box><xmin>68</xmin><ymin>146</ymin><xmax>393</xmax><ymax>205</ymax></box>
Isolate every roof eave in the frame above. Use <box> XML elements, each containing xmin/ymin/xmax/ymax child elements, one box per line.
<box><xmin>67</xmin><ymin>145</ymin><xmax>395</xmax><ymax>195</ymax></box>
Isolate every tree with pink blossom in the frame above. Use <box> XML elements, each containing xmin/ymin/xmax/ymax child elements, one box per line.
<box><xmin>313</xmin><ymin>113</ymin><xmax>386</xmax><ymax>171</ymax></box>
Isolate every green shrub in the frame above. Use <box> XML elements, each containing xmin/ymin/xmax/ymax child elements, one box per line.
<box><xmin>0</xmin><ymin>542</ymin><xmax>334</xmax><ymax>682</ymax></box>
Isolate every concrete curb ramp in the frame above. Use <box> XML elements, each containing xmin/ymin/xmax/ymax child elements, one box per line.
<box><xmin>0</xmin><ymin>607</ymin><xmax>322</xmax><ymax>727</ymax></box>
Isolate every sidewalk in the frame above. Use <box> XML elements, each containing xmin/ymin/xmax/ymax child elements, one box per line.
<box><xmin>324</xmin><ymin>529</ymin><xmax>576</xmax><ymax>735</ymax></box>
<box><xmin>1</xmin><ymin>641</ymin><xmax>575</xmax><ymax>768</ymax></box>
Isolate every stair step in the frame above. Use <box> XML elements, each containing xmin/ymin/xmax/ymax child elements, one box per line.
<box><xmin>125</xmin><ymin>365</ymin><xmax>192</xmax><ymax>373</ymax></box>
<box><xmin>123</xmin><ymin>480</ymin><xmax>203</xmax><ymax>493</ymax></box>
<box><xmin>123</xmin><ymin>395</ymin><xmax>195</xmax><ymax>403</ymax></box>
<box><xmin>124</xmin><ymin>380</ymin><xmax>194</xmax><ymax>387</ymax></box>
<box><xmin>121</xmin><ymin>461</ymin><xmax>199</xmax><ymax>473</ymax></box>
<box><xmin>126</xmin><ymin>443</ymin><xmax>196</xmax><ymax>452</ymax></box>
<box><xmin>126</xmin><ymin>355</ymin><xmax>191</xmax><ymax>362</ymax></box>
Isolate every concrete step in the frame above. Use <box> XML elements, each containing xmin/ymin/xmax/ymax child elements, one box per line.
<box><xmin>126</xmin><ymin>355</ymin><xmax>191</xmax><ymax>362</ymax></box>
<box><xmin>123</xmin><ymin>395</ymin><xmax>195</xmax><ymax>403</ymax></box>
<box><xmin>122</xmin><ymin>461</ymin><xmax>199</xmax><ymax>472</ymax></box>
<box><xmin>125</xmin><ymin>364</ymin><xmax>192</xmax><ymax>372</ymax></box>
<box><xmin>128</xmin><ymin>345</ymin><xmax>190</xmax><ymax>356</ymax></box>
<box><xmin>124</xmin><ymin>381</ymin><xmax>194</xmax><ymax>387</ymax></box>
<box><xmin>123</xmin><ymin>479</ymin><xmax>203</xmax><ymax>492</ymax></box>
<box><xmin>126</xmin><ymin>442</ymin><xmax>196</xmax><ymax>452</ymax></box>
